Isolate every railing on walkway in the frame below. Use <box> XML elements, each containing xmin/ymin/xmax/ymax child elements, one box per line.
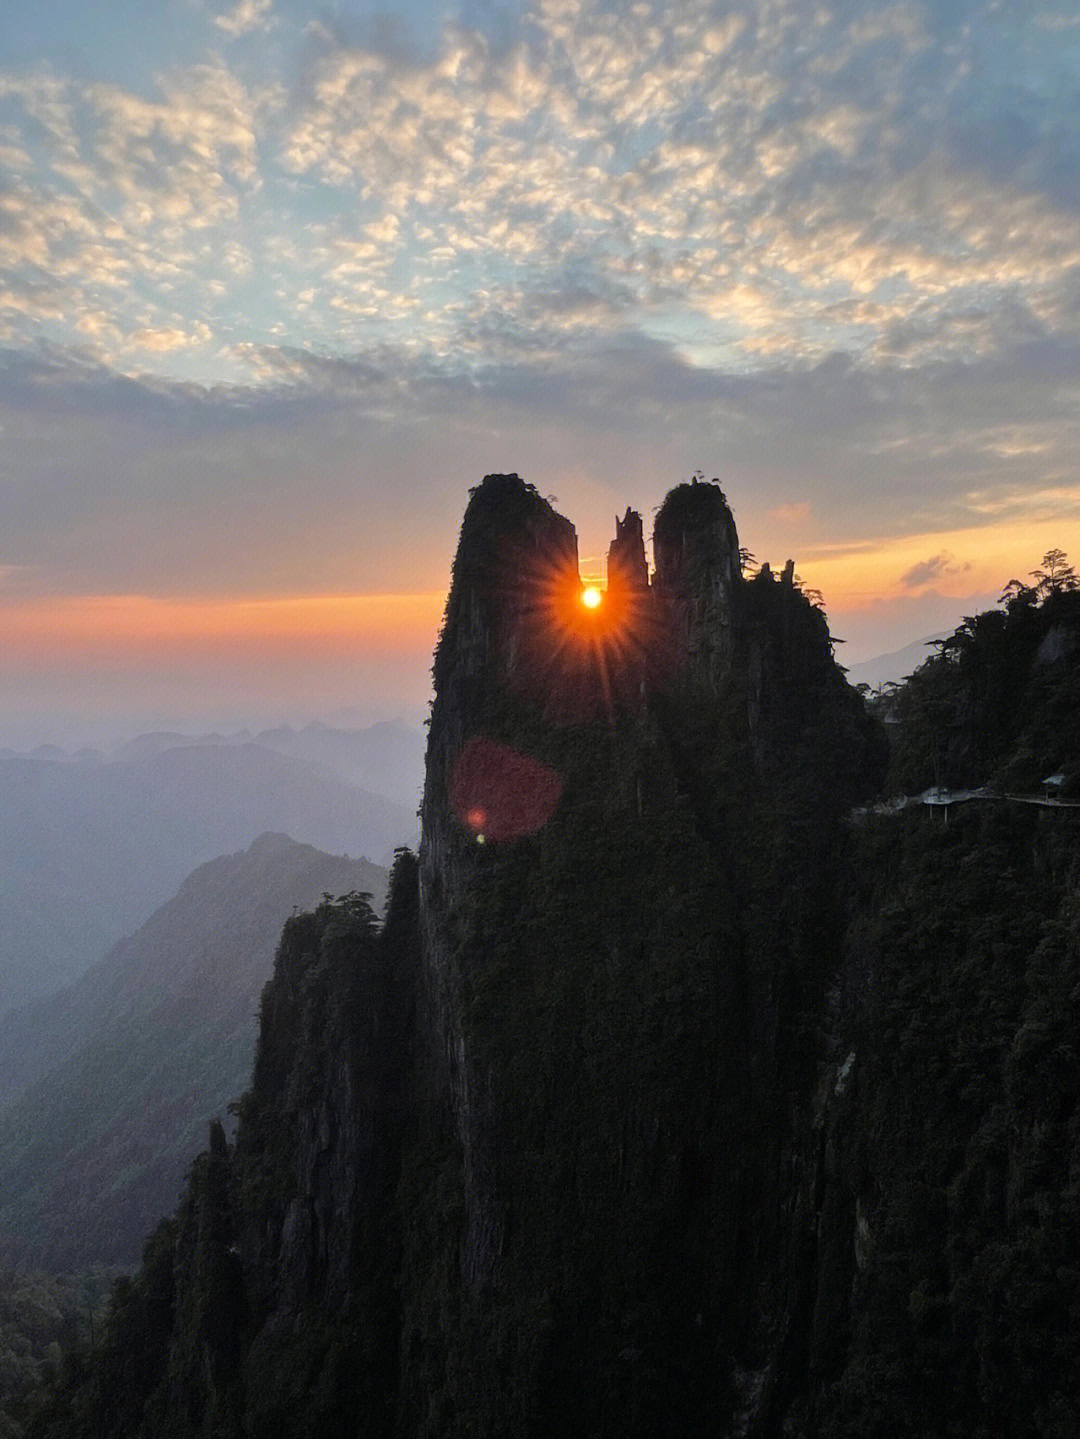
<box><xmin>851</xmin><ymin>786</ymin><xmax>1080</xmax><ymax>820</ymax></box>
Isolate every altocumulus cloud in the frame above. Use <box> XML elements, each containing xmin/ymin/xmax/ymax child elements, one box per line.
<box><xmin>1</xmin><ymin>0</ymin><xmax>1077</xmax><ymax>370</ymax></box>
<box><xmin>0</xmin><ymin>0</ymin><xmax>1078</xmax><ymax>636</ymax></box>
<box><xmin>215</xmin><ymin>0</ymin><xmax>278</xmax><ymax>40</ymax></box>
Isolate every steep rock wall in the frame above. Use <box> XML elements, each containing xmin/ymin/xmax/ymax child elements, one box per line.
<box><xmin>27</xmin><ymin>475</ymin><xmax>889</xmax><ymax>1439</ymax></box>
<box><xmin>411</xmin><ymin>475</ymin><xmax>881</xmax><ymax>1437</ymax></box>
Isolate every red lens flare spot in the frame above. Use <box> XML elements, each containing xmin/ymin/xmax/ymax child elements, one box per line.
<box><xmin>450</xmin><ymin>736</ymin><xmax>564</xmax><ymax>842</ymax></box>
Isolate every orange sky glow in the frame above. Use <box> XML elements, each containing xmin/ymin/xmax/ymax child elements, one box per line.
<box><xmin>798</xmin><ymin>518</ymin><xmax>1080</xmax><ymax>613</ymax></box>
<box><xmin>4</xmin><ymin>512</ymin><xmax>1079</xmax><ymax>747</ymax></box>
<box><xmin>1</xmin><ymin>592</ymin><xmax>449</xmax><ymax>742</ymax></box>
<box><xmin>7</xmin><ymin>509</ymin><xmax>1080</xmax><ymax>673</ymax></box>
<box><xmin>3</xmin><ymin>592</ymin><xmax>449</xmax><ymax>663</ymax></box>
<box><xmin>3</xmin><ymin>0</ymin><xmax>1077</xmax><ymax>747</ymax></box>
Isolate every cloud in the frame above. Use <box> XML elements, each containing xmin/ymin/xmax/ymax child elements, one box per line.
<box><xmin>2</xmin><ymin>0</ymin><xmax>1079</xmax><ymax>380</ymax></box>
<box><xmin>0</xmin><ymin>564</ymin><xmax>32</xmax><ymax>592</ymax></box>
<box><xmin>0</xmin><ymin>0</ymin><xmax>1078</xmax><ymax>632</ymax></box>
<box><xmin>900</xmin><ymin>551</ymin><xmax>971</xmax><ymax>589</ymax></box>
<box><xmin>0</xmin><ymin>60</ymin><xmax>276</xmax><ymax>370</ymax></box>
<box><xmin>254</xmin><ymin>0</ymin><xmax>1080</xmax><ymax>375</ymax></box>
<box><xmin>126</xmin><ymin>324</ymin><xmax>213</xmax><ymax>353</ymax></box>
<box><xmin>772</xmin><ymin>502</ymin><xmax>812</xmax><ymax>525</ymax></box>
<box><xmin>1</xmin><ymin>315</ymin><xmax>1076</xmax><ymax>609</ymax></box>
<box><xmin>85</xmin><ymin>62</ymin><xmax>260</xmax><ymax>200</ymax></box>
<box><xmin>214</xmin><ymin>0</ymin><xmax>276</xmax><ymax>39</ymax></box>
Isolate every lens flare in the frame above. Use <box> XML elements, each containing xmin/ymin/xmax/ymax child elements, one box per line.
<box><xmin>451</xmin><ymin>737</ymin><xmax>565</xmax><ymax>841</ymax></box>
<box><xmin>489</xmin><ymin>521</ymin><xmax>680</xmax><ymax>724</ymax></box>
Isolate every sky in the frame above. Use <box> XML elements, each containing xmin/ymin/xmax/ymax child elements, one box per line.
<box><xmin>2</xmin><ymin>0</ymin><xmax>1079</xmax><ymax>744</ymax></box>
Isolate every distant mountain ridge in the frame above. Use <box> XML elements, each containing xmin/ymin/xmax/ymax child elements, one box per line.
<box><xmin>844</xmin><ymin>633</ymin><xmax>947</xmax><ymax>690</ymax></box>
<box><xmin>109</xmin><ymin>720</ymin><xmax>425</xmax><ymax>810</ymax></box>
<box><xmin>0</xmin><ymin>722</ymin><xmax>421</xmax><ymax>1012</ymax></box>
<box><xmin>0</xmin><ymin>834</ymin><xmax>389</xmax><ymax>1270</ymax></box>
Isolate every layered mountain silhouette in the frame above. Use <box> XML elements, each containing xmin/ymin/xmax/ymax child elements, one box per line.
<box><xmin>0</xmin><ymin>834</ymin><xmax>387</xmax><ymax>1270</ymax></box>
<box><xmin>0</xmin><ymin>725</ymin><xmax>419</xmax><ymax>1014</ymax></box>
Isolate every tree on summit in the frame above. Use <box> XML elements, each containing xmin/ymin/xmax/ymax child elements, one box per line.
<box><xmin>999</xmin><ymin>550</ymin><xmax>1078</xmax><ymax>609</ymax></box>
<box><xmin>1030</xmin><ymin>548</ymin><xmax>1078</xmax><ymax>599</ymax></box>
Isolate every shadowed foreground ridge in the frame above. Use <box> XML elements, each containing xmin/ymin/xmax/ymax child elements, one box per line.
<box><xmin>24</xmin><ymin>477</ymin><xmax>1080</xmax><ymax>1438</ymax></box>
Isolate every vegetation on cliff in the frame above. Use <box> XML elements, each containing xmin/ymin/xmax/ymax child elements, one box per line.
<box><xmin>20</xmin><ymin>858</ymin><xmax>417</xmax><ymax>1439</ymax></box>
<box><xmin>884</xmin><ymin>549</ymin><xmax>1080</xmax><ymax>796</ymax></box>
<box><xmin>0</xmin><ymin>1270</ymin><xmax>111</xmax><ymax>1439</ymax></box>
<box><xmin>811</xmin><ymin>802</ymin><xmax>1080</xmax><ymax>1438</ymax></box>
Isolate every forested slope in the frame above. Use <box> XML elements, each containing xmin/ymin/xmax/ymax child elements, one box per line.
<box><xmin>810</xmin><ymin>801</ymin><xmax>1080</xmax><ymax>1437</ymax></box>
<box><xmin>884</xmin><ymin>550</ymin><xmax>1080</xmax><ymax>796</ymax></box>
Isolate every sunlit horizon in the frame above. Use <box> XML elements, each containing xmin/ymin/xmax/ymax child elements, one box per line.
<box><xmin>6</xmin><ymin>503</ymin><xmax>1076</xmax><ymax>750</ymax></box>
<box><xmin>3</xmin><ymin>0</ymin><xmax>1077</xmax><ymax>745</ymax></box>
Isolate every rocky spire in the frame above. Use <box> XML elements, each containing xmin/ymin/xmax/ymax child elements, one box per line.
<box><xmin>421</xmin><ymin>474</ymin><xmax>581</xmax><ymax>1285</ymax></box>
<box><xmin>650</xmin><ymin>480</ymin><xmax>742</xmax><ymax>695</ymax></box>
<box><xmin>606</xmin><ymin>507</ymin><xmax>649</xmax><ymax>593</ymax></box>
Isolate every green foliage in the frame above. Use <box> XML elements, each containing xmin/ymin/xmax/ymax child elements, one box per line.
<box><xmin>400</xmin><ymin>701</ymin><xmax>737</xmax><ymax>1436</ymax></box>
<box><xmin>27</xmin><ymin>880</ymin><xmax>407</xmax><ymax>1439</ymax></box>
<box><xmin>814</xmin><ymin>805</ymin><xmax>1080</xmax><ymax>1436</ymax></box>
<box><xmin>1030</xmin><ymin>547</ymin><xmax>1079</xmax><ymax>600</ymax></box>
<box><xmin>887</xmin><ymin>556</ymin><xmax>1080</xmax><ymax>794</ymax></box>
<box><xmin>0</xmin><ymin>1269</ymin><xmax>110</xmax><ymax>1437</ymax></box>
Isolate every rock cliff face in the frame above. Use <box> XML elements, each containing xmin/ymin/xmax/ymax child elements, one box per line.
<box><xmin>28</xmin><ymin>475</ymin><xmax>901</xmax><ymax>1439</ymax></box>
<box><xmin>26</xmin><ymin>477</ymin><xmax>1080</xmax><ymax>1439</ymax></box>
<box><xmin>420</xmin><ymin>476</ymin><xmax>587</xmax><ymax>1287</ymax></box>
<box><xmin>607</xmin><ymin>507</ymin><xmax>649</xmax><ymax>594</ymax></box>
<box><xmin>651</xmin><ymin>480</ymin><xmax>742</xmax><ymax>697</ymax></box>
<box><xmin>409</xmin><ymin>475</ymin><xmax>882</xmax><ymax>1436</ymax></box>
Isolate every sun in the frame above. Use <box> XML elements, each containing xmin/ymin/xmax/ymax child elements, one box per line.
<box><xmin>580</xmin><ymin>585</ymin><xmax>603</xmax><ymax>610</ymax></box>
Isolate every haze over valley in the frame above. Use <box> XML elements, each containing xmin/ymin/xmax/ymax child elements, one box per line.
<box><xmin>0</xmin><ymin>720</ymin><xmax>422</xmax><ymax>1017</ymax></box>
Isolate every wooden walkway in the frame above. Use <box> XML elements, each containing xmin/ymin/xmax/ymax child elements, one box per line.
<box><xmin>852</xmin><ymin>787</ymin><xmax>1080</xmax><ymax>819</ymax></box>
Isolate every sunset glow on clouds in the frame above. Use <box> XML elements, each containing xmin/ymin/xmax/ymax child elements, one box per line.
<box><xmin>2</xmin><ymin>0</ymin><xmax>1078</xmax><ymax>735</ymax></box>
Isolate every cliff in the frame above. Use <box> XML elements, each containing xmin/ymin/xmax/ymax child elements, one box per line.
<box><xmin>23</xmin><ymin>478</ymin><xmax>1080</xmax><ymax>1439</ymax></box>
